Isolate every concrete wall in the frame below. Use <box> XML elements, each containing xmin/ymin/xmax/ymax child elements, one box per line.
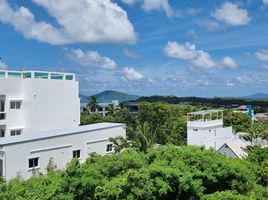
<box><xmin>0</xmin><ymin>125</ymin><xmax>126</xmax><ymax>180</ymax></box>
<box><xmin>0</xmin><ymin>77</ymin><xmax>80</xmax><ymax>136</ymax></box>
<box><xmin>187</xmin><ymin>123</ymin><xmax>233</xmax><ymax>150</ymax></box>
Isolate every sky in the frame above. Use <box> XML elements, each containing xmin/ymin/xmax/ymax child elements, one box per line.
<box><xmin>0</xmin><ymin>0</ymin><xmax>268</xmax><ymax>97</ymax></box>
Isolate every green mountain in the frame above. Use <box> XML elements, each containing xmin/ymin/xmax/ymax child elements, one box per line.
<box><xmin>243</xmin><ymin>93</ymin><xmax>268</xmax><ymax>100</ymax></box>
<box><xmin>81</xmin><ymin>90</ymin><xmax>139</xmax><ymax>103</ymax></box>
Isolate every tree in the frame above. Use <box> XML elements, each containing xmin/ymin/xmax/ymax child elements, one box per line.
<box><xmin>86</xmin><ymin>96</ymin><xmax>100</xmax><ymax>113</ymax></box>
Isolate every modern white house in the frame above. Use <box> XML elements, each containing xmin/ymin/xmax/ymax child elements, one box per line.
<box><xmin>0</xmin><ymin>123</ymin><xmax>126</xmax><ymax>180</ymax></box>
<box><xmin>0</xmin><ymin>70</ymin><xmax>126</xmax><ymax>180</ymax></box>
<box><xmin>187</xmin><ymin>110</ymin><xmax>234</xmax><ymax>150</ymax></box>
<box><xmin>217</xmin><ymin>138</ymin><xmax>248</xmax><ymax>159</ymax></box>
<box><xmin>0</xmin><ymin>70</ymin><xmax>80</xmax><ymax>137</ymax></box>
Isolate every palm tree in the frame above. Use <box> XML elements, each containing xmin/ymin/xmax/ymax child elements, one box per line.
<box><xmin>109</xmin><ymin>136</ymin><xmax>132</xmax><ymax>153</ymax></box>
<box><xmin>136</xmin><ymin>122</ymin><xmax>154</xmax><ymax>152</ymax></box>
<box><xmin>107</xmin><ymin>103</ymin><xmax>121</xmax><ymax>116</ymax></box>
<box><xmin>86</xmin><ymin>96</ymin><xmax>100</xmax><ymax>113</ymax></box>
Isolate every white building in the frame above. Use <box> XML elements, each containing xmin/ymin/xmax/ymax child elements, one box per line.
<box><xmin>0</xmin><ymin>123</ymin><xmax>126</xmax><ymax>180</ymax></box>
<box><xmin>187</xmin><ymin>110</ymin><xmax>234</xmax><ymax>150</ymax></box>
<box><xmin>0</xmin><ymin>70</ymin><xmax>126</xmax><ymax>180</ymax></box>
<box><xmin>0</xmin><ymin>70</ymin><xmax>80</xmax><ymax>137</ymax></box>
<box><xmin>217</xmin><ymin>139</ymin><xmax>248</xmax><ymax>159</ymax></box>
<box><xmin>81</xmin><ymin>100</ymin><xmax>119</xmax><ymax>116</ymax></box>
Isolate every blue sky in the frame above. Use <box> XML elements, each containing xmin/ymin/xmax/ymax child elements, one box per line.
<box><xmin>0</xmin><ymin>0</ymin><xmax>268</xmax><ymax>97</ymax></box>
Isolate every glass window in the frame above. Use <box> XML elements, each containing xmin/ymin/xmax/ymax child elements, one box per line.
<box><xmin>10</xmin><ymin>101</ymin><xmax>21</xmax><ymax>109</ymax></box>
<box><xmin>0</xmin><ymin>101</ymin><xmax>4</xmax><ymax>112</ymax></box>
<box><xmin>7</xmin><ymin>72</ymin><xmax>21</xmax><ymax>78</ymax></box>
<box><xmin>34</xmin><ymin>72</ymin><xmax>48</xmax><ymax>79</ymax></box>
<box><xmin>106</xmin><ymin>144</ymin><xmax>113</xmax><ymax>152</ymax></box>
<box><xmin>51</xmin><ymin>73</ymin><xmax>64</xmax><ymax>80</ymax></box>
<box><xmin>0</xmin><ymin>129</ymin><xmax>5</xmax><ymax>137</ymax></box>
<box><xmin>0</xmin><ymin>71</ymin><xmax>5</xmax><ymax>78</ymax></box>
<box><xmin>65</xmin><ymin>75</ymin><xmax>73</xmax><ymax>80</ymax></box>
<box><xmin>29</xmin><ymin>158</ymin><xmax>39</xmax><ymax>168</ymax></box>
<box><xmin>72</xmin><ymin>150</ymin><xmax>81</xmax><ymax>158</ymax></box>
<box><xmin>23</xmin><ymin>72</ymin><xmax>32</xmax><ymax>79</ymax></box>
<box><xmin>11</xmin><ymin>129</ymin><xmax>22</xmax><ymax>136</ymax></box>
<box><xmin>0</xmin><ymin>159</ymin><xmax>3</xmax><ymax>176</ymax></box>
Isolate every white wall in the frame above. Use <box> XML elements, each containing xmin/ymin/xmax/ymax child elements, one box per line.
<box><xmin>187</xmin><ymin>120</ymin><xmax>233</xmax><ymax>150</ymax></box>
<box><xmin>0</xmin><ymin>77</ymin><xmax>80</xmax><ymax>136</ymax></box>
<box><xmin>0</xmin><ymin>125</ymin><xmax>126</xmax><ymax>180</ymax></box>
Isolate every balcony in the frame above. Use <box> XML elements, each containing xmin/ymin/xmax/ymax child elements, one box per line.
<box><xmin>187</xmin><ymin>119</ymin><xmax>223</xmax><ymax>128</ymax></box>
<box><xmin>0</xmin><ymin>70</ymin><xmax>75</xmax><ymax>81</ymax></box>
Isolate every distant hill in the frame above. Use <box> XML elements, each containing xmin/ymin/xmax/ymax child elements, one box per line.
<box><xmin>243</xmin><ymin>93</ymin><xmax>268</xmax><ymax>100</ymax></box>
<box><xmin>80</xmin><ymin>90</ymin><xmax>140</xmax><ymax>103</ymax></box>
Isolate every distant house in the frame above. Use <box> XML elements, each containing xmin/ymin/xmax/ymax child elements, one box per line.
<box><xmin>217</xmin><ymin>139</ymin><xmax>248</xmax><ymax>159</ymax></box>
<box><xmin>80</xmin><ymin>100</ymin><xmax>120</xmax><ymax>116</ymax></box>
<box><xmin>233</xmin><ymin>105</ymin><xmax>255</xmax><ymax>121</ymax></box>
<box><xmin>187</xmin><ymin>110</ymin><xmax>234</xmax><ymax>150</ymax></box>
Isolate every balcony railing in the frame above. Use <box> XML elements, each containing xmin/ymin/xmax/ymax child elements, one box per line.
<box><xmin>0</xmin><ymin>70</ymin><xmax>75</xmax><ymax>81</ymax></box>
<box><xmin>187</xmin><ymin>119</ymin><xmax>223</xmax><ymax>128</ymax></box>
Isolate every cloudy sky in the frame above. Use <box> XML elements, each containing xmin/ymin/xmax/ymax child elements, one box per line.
<box><xmin>0</xmin><ymin>0</ymin><xmax>268</xmax><ymax>97</ymax></box>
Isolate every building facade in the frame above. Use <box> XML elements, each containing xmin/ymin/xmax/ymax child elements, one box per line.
<box><xmin>187</xmin><ymin>110</ymin><xmax>234</xmax><ymax>150</ymax></box>
<box><xmin>0</xmin><ymin>70</ymin><xmax>80</xmax><ymax>137</ymax></box>
<box><xmin>0</xmin><ymin>123</ymin><xmax>126</xmax><ymax>180</ymax></box>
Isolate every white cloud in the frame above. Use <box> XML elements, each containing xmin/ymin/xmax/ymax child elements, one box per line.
<box><xmin>255</xmin><ymin>49</ymin><xmax>268</xmax><ymax>61</ymax></box>
<box><xmin>122</xmin><ymin>0</ymin><xmax>174</xmax><ymax>17</ymax></box>
<box><xmin>142</xmin><ymin>0</ymin><xmax>173</xmax><ymax>17</ymax></box>
<box><xmin>122</xmin><ymin>67</ymin><xmax>143</xmax><ymax>81</ymax></box>
<box><xmin>0</xmin><ymin>60</ymin><xmax>7</xmax><ymax>69</ymax></box>
<box><xmin>122</xmin><ymin>0</ymin><xmax>137</xmax><ymax>5</ymax></box>
<box><xmin>67</xmin><ymin>49</ymin><xmax>117</xmax><ymax>70</ymax></box>
<box><xmin>222</xmin><ymin>56</ymin><xmax>238</xmax><ymax>68</ymax></box>
<box><xmin>164</xmin><ymin>41</ymin><xmax>216</xmax><ymax>69</ymax></box>
<box><xmin>0</xmin><ymin>0</ymin><xmax>136</xmax><ymax>45</ymax></box>
<box><xmin>263</xmin><ymin>0</ymin><xmax>268</xmax><ymax>6</ymax></box>
<box><xmin>123</xmin><ymin>49</ymin><xmax>141</xmax><ymax>59</ymax></box>
<box><xmin>197</xmin><ymin>19</ymin><xmax>221</xmax><ymax>31</ymax></box>
<box><xmin>225</xmin><ymin>80</ymin><xmax>235</xmax><ymax>87</ymax></box>
<box><xmin>211</xmin><ymin>2</ymin><xmax>250</xmax><ymax>26</ymax></box>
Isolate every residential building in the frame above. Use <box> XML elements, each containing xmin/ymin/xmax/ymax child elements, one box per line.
<box><xmin>217</xmin><ymin>139</ymin><xmax>248</xmax><ymax>159</ymax></box>
<box><xmin>187</xmin><ymin>110</ymin><xmax>234</xmax><ymax>150</ymax></box>
<box><xmin>0</xmin><ymin>70</ymin><xmax>80</xmax><ymax>137</ymax></box>
<box><xmin>0</xmin><ymin>70</ymin><xmax>126</xmax><ymax>180</ymax></box>
<box><xmin>0</xmin><ymin>123</ymin><xmax>126</xmax><ymax>180</ymax></box>
<box><xmin>233</xmin><ymin>105</ymin><xmax>255</xmax><ymax>121</ymax></box>
<box><xmin>81</xmin><ymin>100</ymin><xmax>119</xmax><ymax>116</ymax></box>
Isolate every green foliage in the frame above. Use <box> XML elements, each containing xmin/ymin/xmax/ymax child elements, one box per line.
<box><xmin>1</xmin><ymin>146</ymin><xmax>266</xmax><ymax>200</ymax></box>
<box><xmin>223</xmin><ymin>110</ymin><xmax>251</xmax><ymax>132</ymax></box>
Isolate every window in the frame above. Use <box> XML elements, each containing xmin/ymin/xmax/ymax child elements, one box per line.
<box><xmin>0</xmin><ymin>101</ymin><xmax>4</xmax><ymax>112</ymax></box>
<box><xmin>10</xmin><ymin>129</ymin><xmax>22</xmax><ymax>136</ymax></box>
<box><xmin>0</xmin><ymin>159</ymin><xmax>3</xmax><ymax>176</ymax></box>
<box><xmin>106</xmin><ymin>144</ymin><xmax>113</xmax><ymax>152</ymax></box>
<box><xmin>72</xmin><ymin>150</ymin><xmax>81</xmax><ymax>158</ymax></box>
<box><xmin>10</xmin><ymin>101</ymin><xmax>21</xmax><ymax>109</ymax></box>
<box><xmin>0</xmin><ymin>129</ymin><xmax>4</xmax><ymax>137</ymax></box>
<box><xmin>29</xmin><ymin>157</ymin><xmax>39</xmax><ymax>168</ymax></box>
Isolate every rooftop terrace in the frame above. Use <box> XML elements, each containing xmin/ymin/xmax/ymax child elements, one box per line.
<box><xmin>0</xmin><ymin>70</ymin><xmax>75</xmax><ymax>81</ymax></box>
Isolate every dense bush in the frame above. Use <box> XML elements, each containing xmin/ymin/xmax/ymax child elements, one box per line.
<box><xmin>1</xmin><ymin>146</ymin><xmax>267</xmax><ymax>200</ymax></box>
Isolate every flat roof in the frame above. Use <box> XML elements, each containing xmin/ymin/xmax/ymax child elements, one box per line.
<box><xmin>0</xmin><ymin>123</ymin><xmax>125</xmax><ymax>146</ymax></box>
<box><xmin>188</xmin><ymin>110</ymin><xmax>223</xmax><ymax>115</ymax></box>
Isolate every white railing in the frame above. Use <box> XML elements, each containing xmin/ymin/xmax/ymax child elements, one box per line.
<box><xmin>0</xmin><ymin>70</ymin><xmax>75</xmax><ymax>81</ymax></box>
<box><xmin>187</xmin><ymin>119</ymin><xmax>223</xmax><ymax>128</ymax></box>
